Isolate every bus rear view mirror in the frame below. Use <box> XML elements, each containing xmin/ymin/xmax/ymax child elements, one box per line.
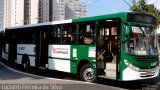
<box><xmin>123</xmin><ymin>26</ymin><xmax>131</xmax><ymax>42</ymax></box>
<box><xmin>125</xmin><ymin>26</ymin><xmax>131</xmax><ymax>38</ymax></box>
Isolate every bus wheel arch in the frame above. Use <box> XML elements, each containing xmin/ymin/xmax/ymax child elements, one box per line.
<box><xmin>22</xmin><ymin>54</ymin><xmax>30</xmax><ymax>69</ymax></box>
<box><xmin>77</xmin><ymin>59</ymin><xmax>96</xmax><ymax>83</ymax></box>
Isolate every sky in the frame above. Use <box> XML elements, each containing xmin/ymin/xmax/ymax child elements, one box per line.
<box><xmin>80</xmin><ymin>0</ymin><xmax>160</xmax><ymax>17</ymax></box>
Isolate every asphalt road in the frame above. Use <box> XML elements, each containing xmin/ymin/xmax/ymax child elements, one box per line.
<box><xmin>0</xmin><ymin>62</ymin><xmax>125</xmax><ymax>90</ymax></box>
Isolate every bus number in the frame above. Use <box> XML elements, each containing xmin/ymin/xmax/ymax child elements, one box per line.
<box><xmin>19</xmin><ymin>47</ymin><xmax>25</xmax><ymax>50</ymax></box>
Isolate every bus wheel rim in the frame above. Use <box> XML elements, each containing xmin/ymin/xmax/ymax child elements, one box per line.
<box><xmin>83</xmin><ymin>68</ymin><xmax>94</xmax><ymax>81</ymax></box>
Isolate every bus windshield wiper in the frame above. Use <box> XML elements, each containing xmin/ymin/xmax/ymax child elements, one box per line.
<box><xmin>138</xmin><ymin>26</ymin><xmax>146</xmax><ymax>38</ymax></box>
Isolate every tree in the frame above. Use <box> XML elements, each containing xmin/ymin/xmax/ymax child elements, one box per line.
<box><xmin>131</xmin><ymin>0</ymin><xmax>160</xmax><ymax>25</ymax></box>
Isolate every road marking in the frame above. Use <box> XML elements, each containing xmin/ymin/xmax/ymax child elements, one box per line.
<box><xmin>0</xmin><ymin>62</ymin><xmax>125</xmax><ymax>90</ymax></box>
<box><xmin>0</xmin><ymin>62</ymin><xmax>92</xmax><ymax>84</ymax></box>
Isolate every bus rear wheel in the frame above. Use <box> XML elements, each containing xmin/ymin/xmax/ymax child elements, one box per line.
<box><xmin>80</xmin><ymin>64</ymin><xmax>96</xmax><ymax>83</ymax></box>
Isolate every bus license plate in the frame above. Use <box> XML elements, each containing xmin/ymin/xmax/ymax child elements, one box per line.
<box><xmin>145</xmin><ymin>71</ymin><xmax>153</xmax><ymax>76</ymax></box>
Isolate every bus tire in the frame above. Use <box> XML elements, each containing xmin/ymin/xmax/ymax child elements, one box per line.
<box><xmin>22</xmin><ymin>55</ymin><xmax>30</xmax><ymax>69</ymax></box>
<box><xmin>80</xmin><ymin>64</ymin><xmax>96</xmax><ymax>83</ymax></box>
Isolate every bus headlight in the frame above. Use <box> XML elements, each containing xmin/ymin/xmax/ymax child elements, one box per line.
<box><xmin>124</xmin><ymin>60</ymin><xmax>140</xmax><ymax>71</ymax></box>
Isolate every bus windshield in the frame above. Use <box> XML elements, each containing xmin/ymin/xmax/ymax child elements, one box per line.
<box><xmin>125</xmin><ymin>26</ymin><xmax>158</xmax><ymax>56</ymax></box>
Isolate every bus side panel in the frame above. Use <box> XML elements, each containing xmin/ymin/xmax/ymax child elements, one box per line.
<box><xmin>16</xmin><ymin>44</ymin><xmax>36</xmax><ymax>67</ymax></box>
<box><xmin>48</xmin><ymin>59</ymin><xmax>70</xmax><ymax>72</ymax></box>
<box><xmin>70</xmin><ymin>45</ymin><xmax>96</xmax><ymax>74</ymax></box>
<box><xmin>48</xmin><ymin>45</ymin><xmax>71</xmax><ymax>73</ymax></box>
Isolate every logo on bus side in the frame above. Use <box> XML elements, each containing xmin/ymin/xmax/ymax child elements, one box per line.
<box><xmin>49</xmin><ymin>45</ymin><xmax>71</xmax><ymax>59</ymax></box>
<box><xmin>52</xmin><ymin>48</ymin><xmax>68</xmax><ymax>54</ymax></box>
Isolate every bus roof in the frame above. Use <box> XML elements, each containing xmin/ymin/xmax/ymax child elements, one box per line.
<box><xmin>6</xmin><ymin>12</ymin><xmax>141</xmax><ymax>30</ymax></box>
<box><xmin>72</xmin><ymin>12</ymin><xmax>128</xmax><ymax>23</ymax></box>
<box><xmin>6</xmin><ymin>19</ymin><xmax>72</xmax><ymax>30</ymax></box>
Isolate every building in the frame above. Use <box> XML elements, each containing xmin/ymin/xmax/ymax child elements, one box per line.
<box><xmin>38</xmin><ymin>0</ymin><xmax>50</xmax><ymax>23</ymax></box>
<box><xmin>0</xmin><ymin>0</ymin><xmax>24</xmax><ymax>31</ymax></box>
<box><xmin>52</xmin><ymin>0</ymin><xmax>65</xmax><ymax>21</ymax></box>
<box><xmin>0</xmin><ymin>0</ymin><xmax>39</xmax><ymax>31</ymax></box>
<box><xmin>0</xmin><ymin>0</ymin><xmax>87</xmax><ymax>31</ymax></box>
<box><xmin>39</xmin><ymin>0</ymin><xmax>87</xmax><ymax>22</ymax></box>
<box><xmin>0</xmin><ymin>0</ymin><xmax>4</xmax><ymax>31</ymax></box>
<box><xmin>24</xmin><ymin>0</ymin><xmax>39</xmax><ymax>25</ymax></box>
<box><xmin>65</xmin><ymin>0</ymin><xmax>87</xmax><ymax>19</ymax></box>
<box><xmin>39</xmin><ymin>0</ymin><xmax>66</xmax><ymax>22</ymax></box>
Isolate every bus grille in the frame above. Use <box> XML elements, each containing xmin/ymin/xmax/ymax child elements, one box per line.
<box><xmin>135</xmin><ymin>57</ymin><xmax>157</xmax><ymax>63</ymax></box>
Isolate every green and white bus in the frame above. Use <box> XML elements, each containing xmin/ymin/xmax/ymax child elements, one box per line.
<box><xmin>1</xmin><ymin>12</ymin><xmax>159</xmax><ymax>82</ymax></box>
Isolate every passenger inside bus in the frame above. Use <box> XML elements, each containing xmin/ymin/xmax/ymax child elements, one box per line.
<box><xmin>97</xmin><ymin>27</ymin><xmax>119</xmax><ymax>64</ymax></box>
<box><xmin>97</xmin><ymin>26</ymin><xmax>120</xmax><ymax>77</ymax></box>
<box><xmin>68</xmin><ymin>30</ymin><xmax>74</xmax><ymax>43</ymax></box>
<box><xmin>84</xmin><ymin>32</ymin><xmax>92</xmax><ymax>44</ymax></box>
<box><xmin>110</xmin><ymin>27</ymin><xmax>119</xmax><ymax>62</ymax></box>
<box><xmin>112</xmin><ymin>41</ymin><xmax>120</xmax><ymax>63</ymax></box>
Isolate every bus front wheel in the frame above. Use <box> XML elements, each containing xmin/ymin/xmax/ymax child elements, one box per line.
<box><xmin>80</xmin><ymin>64</ymin><xmax>96</xmax><ymax>83</ymax></box>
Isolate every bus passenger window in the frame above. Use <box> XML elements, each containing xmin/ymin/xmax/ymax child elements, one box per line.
<box><xmin>49</xmin><ymin>26</ymin><xmax>61</xmax><ymax>44</ymax></box>
<box><xmin>62</xmin><ymin>25</ymin><xmax>76</xmax><ymax>44</ymax></box>
<box><xmin>78</xmin><ymin>22</ymin><xmax>95</xmax><ymax>45</ymax></box>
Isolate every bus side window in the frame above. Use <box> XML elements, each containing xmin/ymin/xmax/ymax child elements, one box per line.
<box><xmin>50</xmin><ymin>26</ymin><xmax>61</xmax><ymax>44</ymax></box>
<box><xmin>62</xmin><ymin>25</ymin><xmax>76</xmax><ymax>44</ymax></box>
<box><xmin>78</xmin><ymin>22</ymin><xmax>95</xmax><ymax>45</ymax></box>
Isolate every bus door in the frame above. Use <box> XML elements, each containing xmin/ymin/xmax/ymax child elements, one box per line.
<box><xmin>97</xmin><ymin>19</ymin><xmax>121</xmax><ymax>80</ymax></box>
<box><xmin>8</xmin><ymin>36</ymin><xmax>17</xmax><ymax>66</ymax></box>
<box><xmin>36</xmin><ymin>30</ymin><xmax>48</xmax><ymax>69</ymax></box>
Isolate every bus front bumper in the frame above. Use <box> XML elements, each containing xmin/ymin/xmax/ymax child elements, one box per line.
<box><xmin>122</xmin><ymin>66</ymin><xmax>159</xmax><ymax>81</ymax></box>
